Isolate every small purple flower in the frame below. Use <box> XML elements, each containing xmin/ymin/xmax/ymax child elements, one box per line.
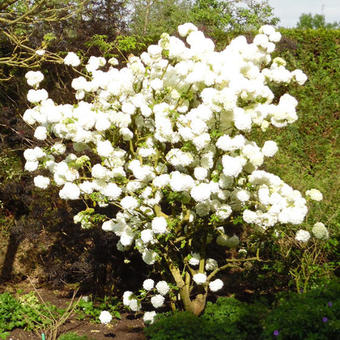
<box><xmin>328</xmin><ymin>301</ymin><xmax>333</xmax><ymax>307</ymax></box>
<box><xmin>273</xmin><ymin>330</ymin><xmax>279</xmax><ymax>336</ymax></box>
<box><xmin>322</xmin><ymin>317</ymin><xmax>328</xmax><ymax>323</ymax></box>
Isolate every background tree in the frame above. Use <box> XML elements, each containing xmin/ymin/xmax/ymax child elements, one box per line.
<box><xmin>296</xmin><ymin>13</ymin><xmax>340</xmax><ymax>29</ymax></box>
<box><xmin>128</xmin><ymin>0</ymin><xmax>278</xmax><ymax>44</ymax></box>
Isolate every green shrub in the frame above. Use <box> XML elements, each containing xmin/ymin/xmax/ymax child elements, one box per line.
<box><xmin>262</xmin><ymin>280</ymin><xmax>340</xmax><ymax>339</ymax></box>
<box><xmin>146</xmin><ymin>281</ymin><xmax>340</xmax><ymax>340</ymax></box>
<box><xmin>144</xmin><ymin>297</ymin><xmax>267</xmax><ymax>340</ymax></box>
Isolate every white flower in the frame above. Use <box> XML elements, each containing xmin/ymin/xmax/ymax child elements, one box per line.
<box><xmin>205</xmin><ymin>258</ymin><xmax>218</xmax><ymax>271</ymax></box>
<box><xmin>194</xmin><ymin>167</ymin><xmax>208</xmax><ymax>180</ymax></box>
<box><xmin>312</xmin><ymin>222</ymin><xmax>329</xmax><ymax>240</ymax></box>
<box><xmin>156</xmin><ymin>281</ymin><xmax>170</xmax><ymax>296</ymax></box>
<box><xmin>143</xmin><ymin>279</ymin><xmax>155</xmax><ymax>291</ymax></box>
<box><xmin>25</xmin><ymin>71</ymin><xmax>44</xmax><ymax>87</ymax></box>
<box><xmin>142</xmin><ymin>249</ymin><xmax>158</xmax><ymax>265</ymax></box>
<box><xmin>151</xmin><ymin>294</ymin><xmax>165</xmax><ymax>308</ymax></box>
<box><xmin>178</xmin><ymin>23</ymin><xmax>198</xmax><ymax>37</ymax></box>
<box><xmin>189</xmin><ymin>253</ymin><xmax>200</xmax><ymax>266</ymax></box>
<box><xmin>262</xmin><ymin>141</ymin><xmax>278</xmax><ymax>157</ymax></box>
<box><xmin>34</xmin><ymin>175</ymin><xmax>50</xmax><ymax>189</ymax></box>
<box><xmin>97</xmin><ymin>140</ymin><xmax>114</xmax><ymax>158</ymax></box>
<box><xmin>34</xmin><ymin>126</ymin><xmax>47</xmax><ymax>140</ymax></box>
<box><xmin>36</xmin><ymin>49</ymin><xmax>45</xmax><ymax>56</ymax></box>
<box><xmin>64</xmin><ymin>52</ymin><xmax>81</xmax><ymax>67</ymax></box>
<box><xmin>193</xmin><ymin>273</ymin><xmax>207</xmax><ymax>285</ymax></box>
<box><xmin>209</xmin><ymin>279</ymin><xmax>224</xmax><ymax>292</ymax></box>
<box><xmin>123</xmin><ymin>291</ymin><xmax>133</xmax><ymax>306</ymax></box>
<box><xmin>25</xmin><ymin>161</ymin><xmax>39</xmax><ymax>172</ymax></box>
<box><xmin>305</xmin><ymin>189</ymin><xmax>323</xmax><ymax>201</ymax></box>
<box><xmin>59</xmin><ymin>183</ymin><xmax>80</xmax><ymax>200</ymax></box>
<box><xmin>129</xmin><ymin>298</ymin><xmax>141</xmax><ymax>311</ymax></box>
<box><xmin>51</xmin><ymin>143</ymin><xmax>66</xmax><ymax>155</ymax></box>
<box><xmin>27</xmin><ymin>89</ymin><xmax>48</xmax><ymax>103</ymax></box>
<box><xmin>190</xmin><ymin>183</ymin><xmax>211</xmax><ymax>202</ymax></box>
<box><xmin>222</xmin><ymin>155</ymin><xmax>243</xmax><ymax>177</ymax></box>
<box><xmin>151</xmin><ymin>217</ymin><xmax>168</xmax><ymax>234</ymax></box>
<box><xmin>295</xmin><ymin>229</ymin><xmax>311</xmax><ymax>243</ymax></box>
<box><xmin>141</xmin><ymin>229</ymin><xmax>154</xmax><ymax>244</ymax></box>
<box><xmin>143</xmin><ymin>311</ymin><xmax>157</xmax><ymax>324</ymax></box>
<box><xmin>236</xmin><ymin>190</ymin><xmax>250</xmax><ymax>202</ymax></box>
<box><xmin>91</xmin><ymin>164</ymin><xmax>109</xmax><ymax>179</ymax></box>
<box><xmin>99</xmin><ymin>311</ymin><xmax>112</xmax><ymax>324</ymax></box>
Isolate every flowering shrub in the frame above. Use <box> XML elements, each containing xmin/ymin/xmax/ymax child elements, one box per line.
<box><xmin>23</xmin><ymin>23</ymin><xmax>327</xmax><ymax>318</ymax></box>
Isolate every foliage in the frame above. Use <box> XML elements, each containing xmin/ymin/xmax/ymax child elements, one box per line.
<box><xmin>128</xmin><ymin>0</ymin><xmax>278</xmax><ymax>40</ymax></box>
<box><xmin>262</xmin><ymin>280</ymin><xmax>340</xmax><ymax>339</ymax></box>
<box><xmin>145</xmin><ymin>281</ymin><xmax>340</xmax><ymax>340</ymax></box>
<box><xmin>0</xmin><ymin>291</ymin><xmax>64</xmax><ymax>339</ymax></box>
<box><xmin>296</xmin><ymin>13</ymin><xmax>339</xmax><ymax>29</ymax></box>
<box><xmin>245</xmin><ymin>28</ymin><xmax>340</xmax><ymax>292</ymax></box>
<box><xmin>144</xmin><ymin>295</ymin><xmax>265</xmax><ymax>340</ymax></box>
<box><xmin>75</xmin><ymin>296</ymin><xmax>121</xmax><ymax>322</ymax></box>
<box><xmin>128</xmin><ymin>0</ymin><xmax>192</xmax><ymax>36</ymax></box>
<box><xmin>58</xmin><ymin>332</ymin><xmax>93</xmax><ymax>340</ymax></box>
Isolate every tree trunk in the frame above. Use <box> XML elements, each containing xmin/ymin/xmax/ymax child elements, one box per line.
<box><xmin>168</xmin><ymin>261</ymin><xmax>207</xmax><ymax>316</ymax></box>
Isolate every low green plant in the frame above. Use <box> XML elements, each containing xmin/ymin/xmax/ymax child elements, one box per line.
<box><xmin>57</xmin><ymin>332</ymin><xmax>94</xmax><ymax>340</ymax></box>
<box><xmin>0</xmin><ymin>291</ymin><xmax>64</xmax><ymax>339</ymax></box>
<box><xmin>145</xmin><ymin>281</ymin><xmax>340</xmax><ymax>340</ymax></box>
<box><xmin>262</xmin><ymin>280</ymin><xmax>340</xmax><ymax>339</ymax></box>
<box><xmin>144</xmin><ymin>296</ymin><xmax>267</xmax><ymax>340</ymax></box>
<box><xmin>75</xmin><ymin>296</ymin><xmax>121</xmax><ymax>322</ymax></box>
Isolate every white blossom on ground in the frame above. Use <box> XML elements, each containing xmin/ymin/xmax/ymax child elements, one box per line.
<box><xmin>99</xmin><ymin>311</ymin><xmax>112</xmax><ymax>324</ymax></box>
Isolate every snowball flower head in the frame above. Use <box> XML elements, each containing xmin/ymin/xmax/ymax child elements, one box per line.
<box><xmin>151</xmin><ymin>216</ymin><xmax>168</xmax><ymax>234</ymax></box>
<box><xmin>34</xmin><ymin>175</ymin><xmax>50</xmax><ymax>189</ymax></box>
<box><xmin>295</xmin><ymin>229</ymin><xmax>311</xmax><ymax>243</ymax></box>
<box><xmin>36</xmin><ymin>49</ymin><xmax>45</xmax><ymax>56</ymax></box>
<box><xmin>205</xmin><ymin>258</ymin><xmax>218</xmax><ymax>271</ymax></box>
<box><xmin>25</xmin><ymin>71</ymin><xmax>44</xmax><ymax>87</ymax></box>
<box><xmin>209</xmin><ymin>279</ymin><xmax>224</xmax><ymax>292</ymax></box>
<box><xmin>262</xmin><ymin>141</ymin><xmax>278</xmax><ymax>157</ymax></box>
<box><xmin>306</xmin><ymin>189</ymin><xmax>323</xmax><ymax>201</ymax></box>
<box><xmin>143</xmin><ymin>311</ymin><xmax>157</xmax><ymax>324</ymax></box>
<box><xmin>151</xmin><ymin>294</ymin><xmax>165</xmax><ymax>308</ymax></box>
<box><xmin>156</xmin><ymin>281</ymin><xmax>170</xmax><ymax>296</ymax></box>
<box><xmin>64</xmin><ymin>52</ymin><xmax>81</xmax><ymax>67</ymax></box>
<box><xmin>143</xmin><ymin>279</ymin><xmax>155</xmax><ymax>291</ymax></box>
<box><xmin>34</xmin><ymin>126</ymin><xmax>47</xmax><ymax>140</ymax></box>
<box><xmin>312</xmin><ymin>222</ymin><xmax>329</xmax><ymax>240</ymax></box>
<box><xmin>99</xmin><ymin>310</ymin><xmax>112</xmax><ymax>324</ymax></box>
<box><xmin>193</xmin><ymin>273</ymin><xmax>207</xmax><ymax>285</ymax></box>
<box><xmin>189</xmin><ymin>253</ymin><xmax>200</xmax><ymax>266</ymax></box>
<box><xmin>59</xmin><ymin>183</ymin><xmax>80</xmax><ymax>200</ymax></box>
<box><xmin>178</xmin><ymin>22</ymin><xmax>198</xmax><ymax>37</ymax></box>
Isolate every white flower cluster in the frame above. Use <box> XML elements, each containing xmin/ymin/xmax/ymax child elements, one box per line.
<box><xmin>23</xmin><ymin>23</ymin><xmax>315</xmax><ymax>316</ymax></box>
